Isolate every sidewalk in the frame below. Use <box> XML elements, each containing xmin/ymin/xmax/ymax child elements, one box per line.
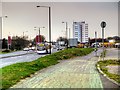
<box><xmin>98</xmin><ymin>48</ymin><xmax>120</xmax><ymax>88</ymax></box>
<box><xmin>11</xmin><ymin>49</ymin><xmax>104</xmax><ymax>88</ymax></box>
<box><xmin>104</xmin><ymin>48</ymin><xmax>119</xmax><ymax>60</ymax></box>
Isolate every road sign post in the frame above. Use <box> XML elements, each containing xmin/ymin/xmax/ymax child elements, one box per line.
<box><xmin>101</xmin><ymin>21</ymin><xmax>106</xmax><ymax>61</ymax></box>
<box><xmin>95</xmin><ymin>31</ymin><xmax>97</xmax><ymax>57</ymax></box>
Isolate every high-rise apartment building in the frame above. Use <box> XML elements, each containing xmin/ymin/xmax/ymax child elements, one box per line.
<box><xmin>73</xmin><ymin>21</ymin><xmax>88</xmax><ymax>43</ymax></box>
<box><xmin>73</xmin><ymin>22</ymin><xmax>82</xmax><ymax>42</ymax></box>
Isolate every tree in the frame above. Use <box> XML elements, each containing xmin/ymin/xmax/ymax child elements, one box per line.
<box><xmin>57</xmin><ymin>37</ymin><xmax>68</xmax><ymax>45</ymax></box>
<box><xmin>113</xmin><ymin>36</ymin><xmax>120</xmax><ymax>40</ymax></box>
<box><xmin>107</xmin><ymin>37</ymin><xmax>113</xmax><ymax>40</ymax></box>
<box><xmin>2</xmin><ymin>38</ymin><xmax>8</xmax><ymax>49</ymax></box>
<box><xmin>11</xmin><ymin>36</ymin><xmax>30</xmax><ymax>50</ymax></box>
<box><xmin>107</xmin><ymin>36</ymin><xmax>120</xmax><ymax>43</ymax></box>
<box><xmin>33</xmin><ymin>35</ymin><xmax>45</xmax><ymax>45</ymax></box>
<box><xmin>113</xmin><ymin>36</ymin><xmax>120</xmax><ymax>43</ymax></box>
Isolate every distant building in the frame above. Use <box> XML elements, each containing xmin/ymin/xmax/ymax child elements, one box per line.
<box><xmin>73</xmin><ymin>21</ymin><xmax>88</xmax><ymax>43</ymax></box>
<box><xmin>73</xmin><ymin>22</ymin><xmax>82</xmax><ymax>42</ymax></box>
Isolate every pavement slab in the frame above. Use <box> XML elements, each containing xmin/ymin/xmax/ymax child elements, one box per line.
<box><xmin>11</xmin><ymin>50</ymin><xmax>103</xmax><ymax>88</ymax></box>
<box><xmin>9</xmin><ymin>48</ymin><xmax>120</xmax><ymax>88</ymax></box>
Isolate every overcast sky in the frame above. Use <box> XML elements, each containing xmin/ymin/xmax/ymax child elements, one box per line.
<box><xmin>0</xmin><ymin>2</ymin><xmax>119</xmax><ymax>41</ymax></box>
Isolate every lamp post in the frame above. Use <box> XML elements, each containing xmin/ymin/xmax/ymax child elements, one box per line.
<box><xmin>101</xmin><ymin>21</ymin><xmax>106</xmax><ymax>61</ymax></box>
<box><xmin>62</xmin><ymin>22</ymin><xmax>68</xmax><ymax>39</ymax></box>
<box><xmin>69</xmin><ymin>28</ymin><xmax>70</xmax><ymax>39</ymax></box>
<box><xmin>0</xmin><ymin>16</ymin><xmax>8</xmax><ymax>50</ymax></box>
<box><xmin>23</xmin><ymin>31</ymin><xmax>28</xmax><ymax>38</ymax></box>
<box><xmin>62</xmin><ymin>21</ymin><xmax>68</xmax><ymax>48</ymax></box>
<box><xmin>36</xmin><ymin>5</ymin><xmax>51</xmax><ymax>54</ymax></box>
<box><xmin>0</xmin><ymin>16</ymin><xmax>8</xmax><ymax>40</ymax></box>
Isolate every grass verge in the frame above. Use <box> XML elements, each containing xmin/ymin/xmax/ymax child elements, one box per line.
<box><xmin>0</xmin><ymin>50</ymin><xmax>15</xmax><ymax>54</ymax></box>
<box><xmin>0</xmin><ymin>51</ymin><xmax>8</xmax><ymax>54</ymax></box>
<box><xmin>97</xmin><ymin>60</ymin><xmax>120</xmax><ymax>84</ymax></box>
<box><xmin>1</xmin><ymin>48</ymin><xmax>93</xmax><ymax>89</ymax></box>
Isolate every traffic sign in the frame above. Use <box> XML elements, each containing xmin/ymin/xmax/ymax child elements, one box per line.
<box><xmin>36</xmin><ymin>35</ymin><xmax>42</xmax><ymax>44</ymax></box>
<box><xmin>101</xmin><ymin>21</ymin><xmax>106</xmax><ymax>28</ymax></box>
<box><xmin>8</xmin><ymin>36</ymin><xmax>12</xmax><ymax>45</ymax></box>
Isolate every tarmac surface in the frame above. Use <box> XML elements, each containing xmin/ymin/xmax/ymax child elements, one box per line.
<box><xmin>0</xmin><ymin>48</ymin><xmax>57</xmax><ymax>68</ymax></box>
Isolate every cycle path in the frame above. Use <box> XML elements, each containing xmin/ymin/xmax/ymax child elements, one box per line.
<box><xmin>11</xmin><ymin>49</ymin><xmax>103</xmax><ymax>88</ymax></box>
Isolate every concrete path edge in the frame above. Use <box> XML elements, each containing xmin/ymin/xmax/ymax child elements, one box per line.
<box><xmin>97</xmin><ymin>56</ymin><xmax>120</xmax><ymax>87</ymax></box>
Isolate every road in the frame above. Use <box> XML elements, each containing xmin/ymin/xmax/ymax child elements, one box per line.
<box><xmin>0</xmin><ymin>51</ymin><xmax>29</xmax><ymax>58</ymax></box>
<box><xmin>0</xmin><ymin>48</ymin><xmax>57</xmax><ymax>68</ymax></box>
<box><xmin>10</xmin><ymin>48</ymin><xmax>104</xmax><ymax>88</ymax></box>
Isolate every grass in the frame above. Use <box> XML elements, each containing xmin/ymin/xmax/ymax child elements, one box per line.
<box><xmin>0</xmin><ymin>49</ymin><xmax>22</xmax><ymax>54</ymax></box>
<box><xmin>0</xmin><ymin>51</ymin><xmax>8</xmax><ymax>54</ymax></box>
<box><xmin>0</xmin><ymin>50</ymin><xmax>13</xmax><ymax>54</ymax></box>
<box><xmin>97</xmin><ymin>59</ymin><xmax>120</xmax><ymax>84</ymax></box>
<box><xmin>1</xmin><ymin>48</ymin><xmax>93</xmax><ymax>89</ymax></box>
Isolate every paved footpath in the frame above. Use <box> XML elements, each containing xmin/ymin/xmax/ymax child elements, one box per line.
<box><xmin>11</xmin><ymin>49</ymin><xmax>105</xmax><ymax>88</ymax></box>
<box><xmin>104</xmin><ymin>48</ymin><xmax>119</xmax><ymax>60</ymax></box>
<box><xmin>11</xmin><ymin>48</ymin><xmax>119</xmax><ymax>88</ymax></box>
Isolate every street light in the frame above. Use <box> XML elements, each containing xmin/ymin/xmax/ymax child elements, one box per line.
<box><xmin>0</xmin><ymin>15</ymin><xmax>8</xmax><ymax>40</ymax></box>
<box><xmin>23</xmin><ymin>31</ymin><xmax>28</xmax><ymax>38</ymax></box>
<box><xmin>62</xmin><ymin>21</ymin><xmax>68</xmax><ymax>39</ymax></box>
<box><xmin>62</xmin><ymin>21</ymin><xmax>68</xmax><ymax>48</ymax></box>
<box><xmin>69</xmin><ymin>28</ymin><xmax>70</xmax><ymax>39</ymax></box>
<box><xmin>36</xmin><ymin>5</ymin><xmax>51</xmax><ymax>54</ymax></box>
<box><xmin>34</xmin><ymin>27</ymin><xmax>45</xmax><ymax>43</ymax></box>
<box><xmin>0</xmin><ymin>16</ymin><xmax>8</xmax><ymax>50</ymax></box>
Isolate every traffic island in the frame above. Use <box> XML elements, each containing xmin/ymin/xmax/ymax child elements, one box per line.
<box><xmin>97</xmin><ymin>59</ymin><xmax>120</xmax><ymax>86</ymax></box>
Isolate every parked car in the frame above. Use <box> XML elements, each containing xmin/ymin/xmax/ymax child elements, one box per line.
<box><xmin>91</xmin><ymin>42</ymin><xmax>100</xmax><ymax>48</ymax></box>
<box><xmin>57</xmin><ymin>46</ymin><xmax>65</xmax><ymax>50</ymax></box>
<box><xmin>29</xmin><ymin>46</ymin><xmax>36</xmax><ymax>50</ymax></box>
<box><xmin>115</xmin><ymin>43</ymin><xmax>120</xmax><ymax>48</ymax></box>
<box><xmin>23</xmin><ymin>47</ymin><xmax>29</xmax><ymax>51</ymax></box>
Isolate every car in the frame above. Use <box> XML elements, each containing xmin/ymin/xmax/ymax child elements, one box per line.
<box><xmin>91</xmin><ymin>43</ymin><xmax>100</xmax><ymax>48</ymax></box>
<box><xmin>52</xmin><ymin>45</ymin><xmax>56</xmax><ymax>49</ymax></box>
<box><xmin>36</xmin><ymin>49</ymin><xmax>48</xmax><ymax>54</ymax></box>
<box><xmin>29</xmin><ymin>46</ymin><xmax>36</xmax><ymax>50</ymax></box>
<box><xmin>115</xmin><ymin>43</ymin><xmax>120</xmax><ymax>48</ymax></box>
<box><xmin>57</xmin><ymin>46</ymin><xmax>65</xmax><ymax>50</ymax></box>
<box><xmin>36</xmin><ymin>43</ymin><xmax>49</xmax><ymax>54</ymax></box>
<box><xmin>23</xmin><ymin>47</ymin><xmax>29</xmax><ymax>51</ymax></box>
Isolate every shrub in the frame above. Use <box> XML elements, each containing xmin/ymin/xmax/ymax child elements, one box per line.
<box><xmin>2</xmin><ymin>49</ymin><xmax>10</xmax><ymax>53</ymax></box>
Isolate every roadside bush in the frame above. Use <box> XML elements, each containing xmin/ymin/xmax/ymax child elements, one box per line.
<box><xmin>2</xmin><ymin>49</ymin><xmax>10</xmax><ymax>53</ymax></box>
